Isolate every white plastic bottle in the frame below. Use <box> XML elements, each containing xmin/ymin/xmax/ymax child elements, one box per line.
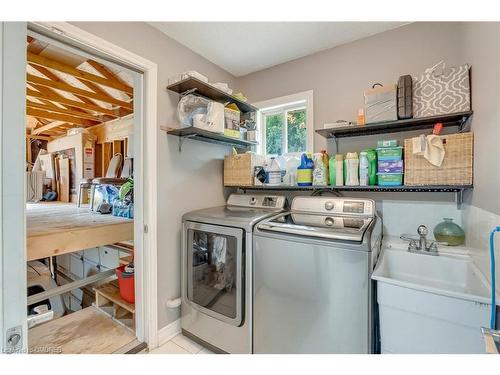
<box><xmin>359</xmin><ymin>151</ymin><xmax>369</xmax><ymax>186</ymax></box>
<box><xmin>267</xmin><ymin>157</ymin><xmax>282</xmax><ymax>186</ymax></box>
<box><xmin>345</xmin><ymin>152</ymin><xmax>360</xmax><ymax>186</ymax></box>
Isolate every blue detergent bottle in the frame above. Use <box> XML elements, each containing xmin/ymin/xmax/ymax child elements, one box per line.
<box><xmin>297</xmin><ymin>153</ymin><xmax>313</xmax><ymax>186</ymax></box>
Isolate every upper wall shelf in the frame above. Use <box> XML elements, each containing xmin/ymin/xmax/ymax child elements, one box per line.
<box><xmin>166</xmin><ymin>77</ymin><xmax>258</xmax><ymax>113</ymax></box>
<box><xmin>161</xmin><ymin>126</ymin><xmax>258</xmax><ymax>151</ymax></box>
<box><xmin>316</xmin><ymin>111</ymin><xmax>473</xmax><ymax>139</ymax></box>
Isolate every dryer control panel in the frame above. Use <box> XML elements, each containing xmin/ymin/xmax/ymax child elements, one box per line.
<box><xmin>227</xmin><ymin>194</ymin><xmax>286</xmax><ymax>210</ymax></box>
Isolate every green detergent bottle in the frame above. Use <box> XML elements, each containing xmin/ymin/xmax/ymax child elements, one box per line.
<box><xmin>364</xmin><ymin>149</ymin><xmax>378</xmax><ymax>186</ymax></box>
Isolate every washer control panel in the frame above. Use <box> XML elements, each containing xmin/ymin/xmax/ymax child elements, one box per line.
<box><xmin>292</xmin><ymin>197</ymin><xmax>375</xmax><ymax>217</ymax></box>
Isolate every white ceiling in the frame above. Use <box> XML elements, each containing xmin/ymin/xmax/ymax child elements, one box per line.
<box><xmin>149</xmin><ymin>22</ymin><xmax>407</xmax><ymax>77</ymax></box>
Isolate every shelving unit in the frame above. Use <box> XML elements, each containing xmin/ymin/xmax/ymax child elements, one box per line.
<box><xmin>317</xmin><ymin>111</ymin><xmax>473</xmax><ymax>154</ymax></box>
<box><xmin>165</xmin><ymin>76</ymin><xmax>258</xmax><ymax>151</ymax></box>
<box><xmin>231</xmin><ymin>184</ymin><xmax>473</xmax><ymax>209</ymax></box>
<box><xmin>316</xmin><ymin>111</ymin><xmax>473</xmax><ymax>140</ymax></box>
<box><xmin>167</xmin><ymin>76</ymin><xmax>258</xmax><ymax>113</ymax></box>
<box><xmin>161</xmin><ymin>126</ymin><xmax>258</xmax><ymax>151</ymax></box>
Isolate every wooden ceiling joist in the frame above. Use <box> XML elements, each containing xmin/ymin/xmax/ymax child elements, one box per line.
<box><xmin>27</xmin><ymin>107</ymin><xmax>100</xmax><ymax>128</ymax></box>
<box><xmin>32</xmin><ymin>121</ymin><xmax>66</xmax><ymax>135</ymax></box>
<box><xmin>27</xmin><ymin>52</ymin><xmax>133</xmax><ymax>95</ymax></box>
<box><xmin>26</xmin><ymin>100</ymin><xmax>108</xmax><ymax>122</ymax></box>
<box><xmin>27</xmin><ymin>88</ymin><xmax>121</xmax><ymax>117</ymax></box>
<box><xmin>86</xmin><ymin>59</ymin><xmax>132</xmax><ymax>88</ymax></box>
<box><xmin>26</xmin><ymin>133</ymin><xmax>52</xmax><ymax>141</ymax></box>
<box><xmin>28</xmin><ymin>64</ymin><xmax>105</xmax><ymax>112</ymax></box>
<box><xmin>27</xmin><ymin>74</ymin><xmax>133</xmax><ymax>110</ymax></box>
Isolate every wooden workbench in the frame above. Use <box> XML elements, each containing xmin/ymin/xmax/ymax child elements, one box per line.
<box><xmin>27</xmin><ymin>202</ymin><xmax>134</xmax><ymax>261</ymax></box>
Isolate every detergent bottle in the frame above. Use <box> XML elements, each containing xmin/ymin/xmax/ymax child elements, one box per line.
<box><xmin>297</xmin><ymin>153</ymin><xmax>313</xmax><ymax>186</ymax></box>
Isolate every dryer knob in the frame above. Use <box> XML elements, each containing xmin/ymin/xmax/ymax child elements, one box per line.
<box><xmin>325</xmin><ymin>201</ymin><xmax>334</xmax><ymax>211</ymax></box>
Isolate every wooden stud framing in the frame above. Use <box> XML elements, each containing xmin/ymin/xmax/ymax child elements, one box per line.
<box><xmin>102</xmin><ymin>142</ymin><xmax>112</xmax><ymax>176</ymax></box>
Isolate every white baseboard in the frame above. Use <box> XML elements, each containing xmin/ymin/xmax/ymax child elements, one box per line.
<box><xmin>158</xmin><ymin>319</ymin><xmax>181</xmax><ymax>346</ymax></box>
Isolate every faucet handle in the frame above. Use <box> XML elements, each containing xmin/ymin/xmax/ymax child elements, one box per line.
<box><xmin>417</xmin><ymin>225</ymin><xmax>428</xmax><ymax>236</ymax></box>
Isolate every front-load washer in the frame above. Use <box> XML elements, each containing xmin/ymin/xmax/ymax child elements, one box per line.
<box><xmin>253</xmin><ymin>196</ymin><xmax>382</xmax><ymax>354</ymax></box>
<box><xmin>181</xmin><ymin>193</ymin><xmax>286</xmax><ymax>353</ymax></box>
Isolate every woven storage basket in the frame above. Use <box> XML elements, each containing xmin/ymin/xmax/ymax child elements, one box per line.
<box><xmin>224</xmin><ymin>153</ymin><xmax>258</xmax><ymax>186</ymax></box>
<box><xmin>404</xmin><ymin>132</ymin><xmax>473</xmax><ymax>186</ymax></box>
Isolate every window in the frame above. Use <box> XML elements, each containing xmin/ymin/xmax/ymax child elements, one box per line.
<box><xmin>255</xmin><ymin>90</ymin><xmax>313</xmax><ymax>156</ymax></box>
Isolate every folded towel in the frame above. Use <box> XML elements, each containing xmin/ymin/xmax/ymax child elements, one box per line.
<box><xmin>424</xmin><ymin>135</ymin><xmax>445</xmax><ymax>167</ymax></box>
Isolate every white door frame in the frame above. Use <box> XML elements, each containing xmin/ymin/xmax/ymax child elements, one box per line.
<box><xmin>0</xmin><ymin>22</ymin><xmax>28</xmax><ymax>354</ymax></box>
<box><xmin>28</xmin><ymin>22</ymin><xmax>160</xmax><ymax>348</ymax></box>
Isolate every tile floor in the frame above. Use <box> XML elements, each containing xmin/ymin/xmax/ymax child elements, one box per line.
<box><xmin>149</xmin><ymin>333</ymin><xmax>215</xmax><ymax>354</ymax></box>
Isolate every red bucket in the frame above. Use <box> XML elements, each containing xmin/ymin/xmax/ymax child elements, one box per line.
<box><xmin>116</xmin><ymin>265</ymin><xmax>135</xmax><ymax>304</ymax></box>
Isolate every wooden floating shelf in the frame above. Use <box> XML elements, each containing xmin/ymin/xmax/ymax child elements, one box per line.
<box><xmin>162</xmin><ymin>126</ymin><xmax>258</xmax><ymax>150</ymax></box>
<box><xmin>167</xmin><ymin>76</ymin><xmax>258</xmax><ymax>113</ymax></box>
<box><xmin>316</xmin><ymin>111</ymin><xmax>473</xmax><ymax>139</ymax></box>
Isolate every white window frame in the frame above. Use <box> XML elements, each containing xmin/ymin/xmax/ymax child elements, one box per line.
<box><xmin>254</xmin><ymin>90</ymin><xmax>314</xmax><ymax>156</ymax></box>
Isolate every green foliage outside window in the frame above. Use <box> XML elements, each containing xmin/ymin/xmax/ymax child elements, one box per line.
<box><xmin>265</xmin><ymin>109</ymin><xmax>306</xmax><ymax>155</ymax></box>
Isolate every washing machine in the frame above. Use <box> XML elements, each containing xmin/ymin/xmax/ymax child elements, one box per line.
<box><xmin>181</xmin><ymin>193</ymin><xmax>286</xmax><ymax>353</ymax></box>
<box><xmin>253</xmin><ymin>196</ymin><xmax>382</xmax><ymax>353</ymax></box>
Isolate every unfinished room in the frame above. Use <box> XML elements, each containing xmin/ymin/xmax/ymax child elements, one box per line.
<box><xmin>25</xmin><ymin>34</ymin><xmax>141</xmax><ymax>354</ymax></box>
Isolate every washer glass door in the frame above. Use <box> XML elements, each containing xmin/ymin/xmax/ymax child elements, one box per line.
<box><xmin>185</xmin><ymin>222</ymin><xmax>243</xmax><ymax>326</ymax></box>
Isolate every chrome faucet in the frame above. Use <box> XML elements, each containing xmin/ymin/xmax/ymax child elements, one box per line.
<box><xmin>400</xmin><ymin>225</ymin><xmax>440</xmax><ymax>256</ymax></box>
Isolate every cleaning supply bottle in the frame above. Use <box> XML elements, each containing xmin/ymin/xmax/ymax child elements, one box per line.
<box><xmin>359</xmin><ymin>151</ymin><xmax>369</xmax><ymax>186</ymax></box>
<box><xmin>344</xmin><ymin>152</ymin><xmax>359</xmax><ymax>186</ymax></box>
<box><xmin>365</xmin><ymin>149</ymin><xmax>378</xmax><ymax>186</ymax></box>
<box><xmin>267</xmin><ymin>157</ymin><xmax>282</xmax><ymax>186</ymax></box>
<box><xmin>313</xmin><ymin>150</ymin><xmax>329</xmax><ymax>186</ymax></box>
<box><xmin>329</xmin><ymin>154</ymin><xmax>344</xmax><ymax>186</ymax></box>
<box><xmin>297</xmin><ymin>153</ymin><xmax>313</xmax><ymax>186</ymax></box>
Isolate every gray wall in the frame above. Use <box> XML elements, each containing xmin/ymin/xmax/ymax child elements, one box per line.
<box><xmin>72</xmin><ymin>22</ymin><xmax>238</xmax><ymax>329</ymax></box>
<box><xmin>70</xmin><ymin>22</ymin><xmax>500</xmax><ymax>331</ymax></box>
<box><xmin>237</xmin><ymin>22</ymin><xmax>466</xmax><ymax>205</ymax></box>
<box><xmin>238</xmin><ymin>22</ymin><xmax>465</xmax><ymax>154</ymax></box>
<box><xmin>460</xmin><ymin>23</ymin><xmax>500</xmax><ymax>215</ymax></box>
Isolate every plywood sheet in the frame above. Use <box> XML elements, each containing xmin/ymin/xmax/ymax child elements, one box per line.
<box><xmin>28</xmin><ymin>306</ymin><xmax>136</xmax><ymax>354</ymax></box>
<box><xmin>58</xmin><ymin>157</ymin><xmax>70</xmax><ymax>202</ymax></box>
<box><xmin>27</xmin><ymin>202</ymin><xmax>133</xmax><ymax>261</ymax></box>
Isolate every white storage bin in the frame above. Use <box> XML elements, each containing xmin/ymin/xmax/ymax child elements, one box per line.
<box><xmin>71</xmin><ymin>288</ymin><xmax>83</xmax><ymax>301</ymax></box>
<box><xmin>69</xmin><ymin>295</ymin><xmax>82</xmax><ymax>311</ymax></box>
<box><xmin>99</xmin><ymin>246</ymin><xmax>119</xmax><ymax>270</ymax></box>
<box><xmin>84</xmin><ymin>248</ymin><xmax>100</xmax><ymax>264</ymax></box>
<box><xmin>69</xmin><ymin>253</ymin><xmax>84</xmax><ymax>279</ymax></box>
<box><xmin>84</xmin><ymin>259</ymin><xmax>100</xmax><ymax>277</ymax></box>
<box><xmin>57</xmin><ymin>254</ymin><xmax>70</xmax><ymax>272</ymax></box>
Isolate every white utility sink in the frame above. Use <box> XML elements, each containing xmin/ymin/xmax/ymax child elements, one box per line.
<box><xmin>372</xmin><ymin>242</ymin><xmax>493</xmax><ymax>354</ymax></box>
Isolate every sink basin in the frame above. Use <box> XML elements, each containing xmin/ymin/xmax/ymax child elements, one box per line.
<box><xmin>372</xmin><ymin>246</ymin><xmax>493</xmax><ymax>354</ymax></box>
<box><xmin>373</xmin><ymin>248</ymin><xmax>491</xmax><ymax>304</ymax></box>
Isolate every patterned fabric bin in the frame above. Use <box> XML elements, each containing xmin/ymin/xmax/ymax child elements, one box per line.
<box><xmin>413</xmin><ymin>62</ymin><xmax>471</xmax><ymax>118</ymax></box>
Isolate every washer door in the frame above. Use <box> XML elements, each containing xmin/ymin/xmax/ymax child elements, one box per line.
<box><xmin>184</xmin><ymin>222</ymin><xmax>244</xmax><ymax>326</ymax></box>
